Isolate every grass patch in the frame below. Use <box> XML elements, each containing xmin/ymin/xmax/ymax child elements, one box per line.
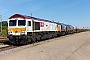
<box><xmin>0</xmin><ymin>26</ymin><xmax>7</xmax><ymax>37</ymax></box>
<box><xmin>0</xmin><ymin>43</ymin><xmax>4</xmax><ymax>45</ymax></box>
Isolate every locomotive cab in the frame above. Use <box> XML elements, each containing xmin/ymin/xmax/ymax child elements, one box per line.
<box><xmin>8</xmin><ymin>14</ymin><xmax>33</xmax><ymax>44</ymax></box>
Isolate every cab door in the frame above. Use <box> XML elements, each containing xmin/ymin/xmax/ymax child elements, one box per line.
<box><xmin>27</xmin><ymin>21</ymin><xmax>32</xmax><ymax>32</ymax></box>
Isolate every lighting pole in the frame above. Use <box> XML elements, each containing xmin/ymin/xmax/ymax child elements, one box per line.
<box><xmin>0</xmin><ymin>15</ymin><xmax>2</xmax><ymax>33</ymax></box>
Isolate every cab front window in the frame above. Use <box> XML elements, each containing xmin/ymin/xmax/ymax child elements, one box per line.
<box><xmin>18</xmin><ymin>20</ymin><xmax>26</xmax><ymax>26</ymax></box>
<box><xmin>9</xmin><ymin>20</ymin><xmax>16</xmax><ymax>26</ymax></box>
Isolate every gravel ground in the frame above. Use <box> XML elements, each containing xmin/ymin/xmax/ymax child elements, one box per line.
<box><xmin>0</xmin><ymin>31</ymin><xmax>90</xmax><ymax>60</ymax></box>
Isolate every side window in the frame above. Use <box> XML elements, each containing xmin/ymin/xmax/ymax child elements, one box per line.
<box><xmin>27</xmin><ymin>21</ymin><xmax>31</xmax><ymax>26</ymax></box>
<box><xmin>35</xmin><ymin>22</ymin><xmax>40</xmax><ymax>30</ymax></box>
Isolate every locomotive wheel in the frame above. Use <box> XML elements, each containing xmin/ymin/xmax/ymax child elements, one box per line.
<box><xmin>28</xmin><ymin>38</ymin><xmax>32</xmax><ymax>43</ymax></box>
<box><xmin>27</xmin><ymin>36</ymin><xmax>32</xmax><ymax>43</ymax></box>
<box><xmin>32</xmin><ymin>38</ymin><xmax>37</xmax><ymax>43</ymax></box>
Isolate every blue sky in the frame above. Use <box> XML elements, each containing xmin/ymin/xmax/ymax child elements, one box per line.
<box><xmin>0</xmin><ymin>0</ymin><xmax>90</xmax><ymax>28</ymax></box>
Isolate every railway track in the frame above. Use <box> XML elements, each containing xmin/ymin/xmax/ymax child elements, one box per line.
<box><xmin>0</xmin><ymin>37</ymin><xmax>9</xmax><ymax>45</ymax></box>
<box><xmin>0</xmin><ymin>45</ymin><xmax>18</xmax><ymax>52</ymax></box>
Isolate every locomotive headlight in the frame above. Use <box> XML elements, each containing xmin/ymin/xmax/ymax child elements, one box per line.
<box><xmin>8</xmin><ymin>31</ymin><xmax>12</xmax><ymax>35</ymax></box>
<box><xmin>8</xmin><ymin>31</ymin><xmax>12</xmax><ymax>33</ymax></box>
<box><xmin>20</xmin><ymin>31</ymin><xmax>26</xmax><ymax>35</ymax></box>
